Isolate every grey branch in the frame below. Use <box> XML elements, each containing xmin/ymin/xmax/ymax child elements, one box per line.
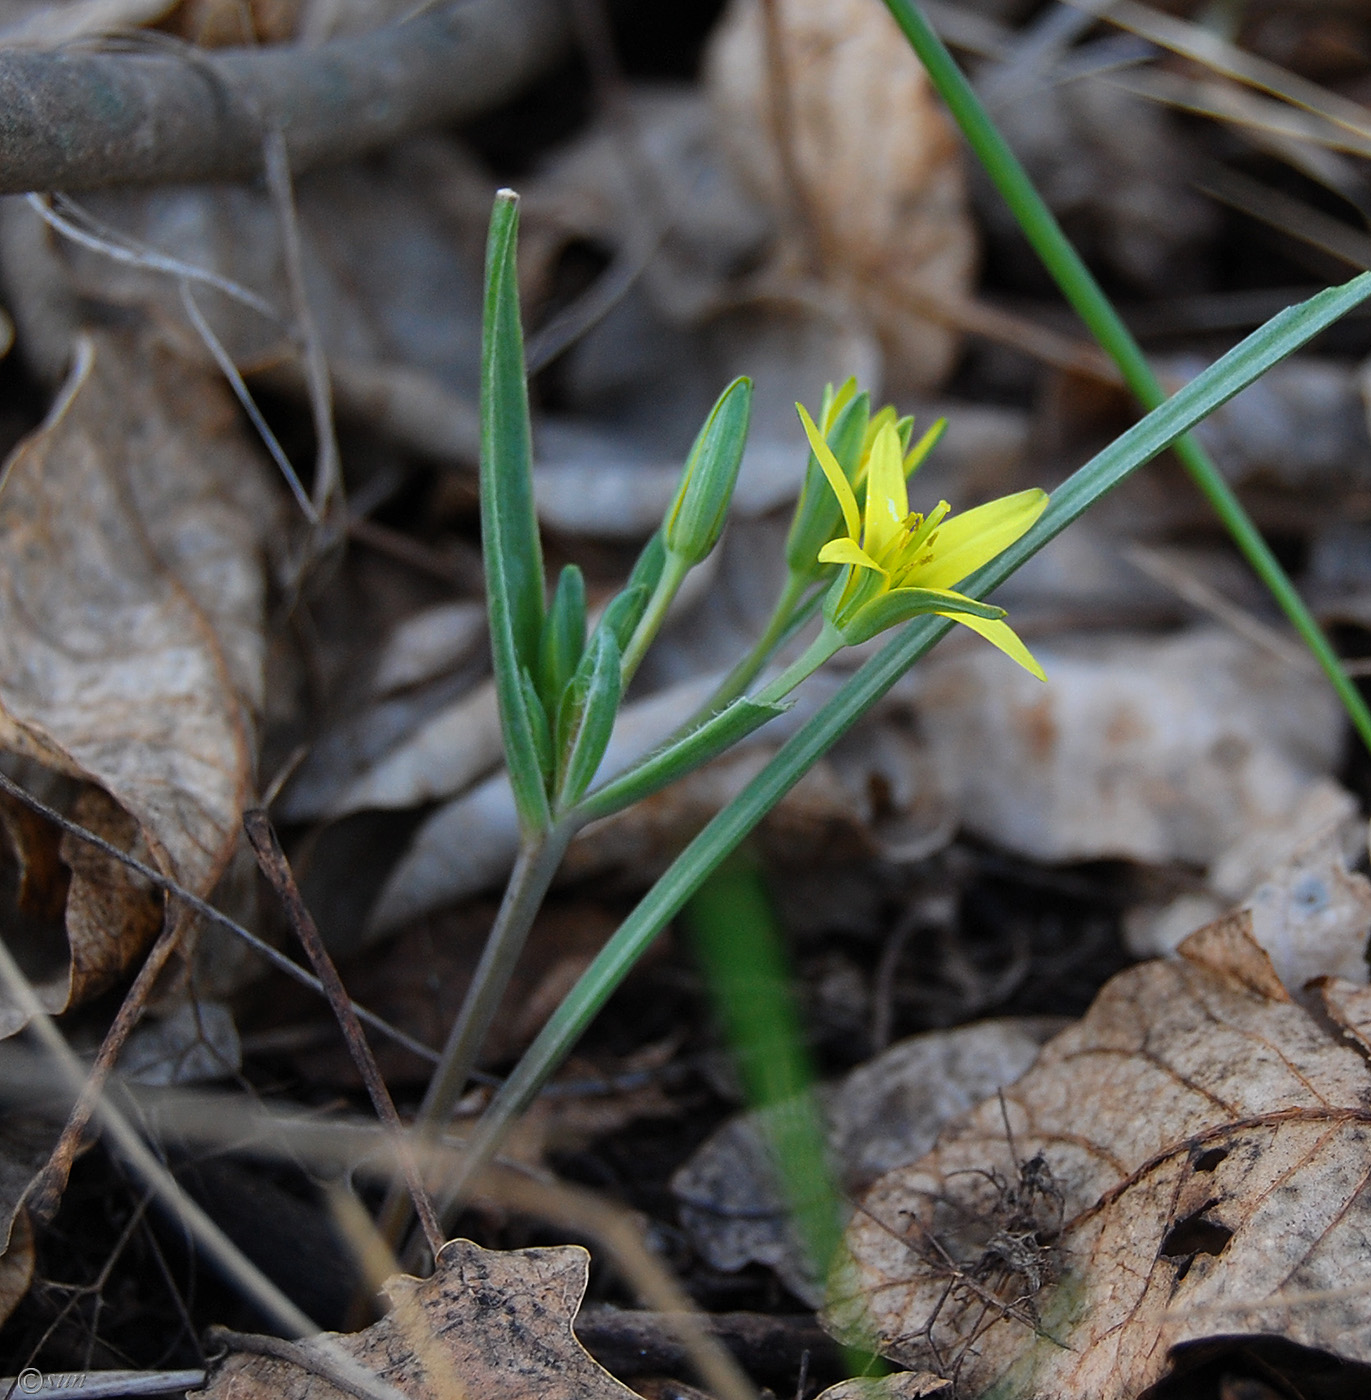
<box><xmin>0</xmin><ymin>0</ymin><xmax>569</xmax><ymax>193</ymax></box>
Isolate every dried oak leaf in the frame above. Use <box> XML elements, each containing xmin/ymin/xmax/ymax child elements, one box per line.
<box><xmin>200</xmin><ymin>1238</ymin><xmax>646</xmax><ymax>1400</ymax></box>
<box><xmin>705</xmin><ymin>0</ymin><xmax>975</xmax><ymax>392</ymax></box>
<box><xmin>829</xmin><ymin>910</ymin><xmax>1371</xmax><ymax>1398</ymax></box>
<box><xmin>0</xmin><ymin>332</ymin><xmax>276</xmax><ymax>1030</ymax></box>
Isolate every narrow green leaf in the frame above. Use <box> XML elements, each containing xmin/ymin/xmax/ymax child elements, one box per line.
<box><xmin>683</xmin><ymin>860</ymin><xmax>843</xmax><ymax>1285</ymax></box>
<box><xmin>555</xmin><ymin>628</ymin><xmax>622</xmax><ymax>808</ymax></box>
<box><xmin>481</xmin><ymin>190</ymin><xmax>549</xmax><ymax>832</ymax></box>
<box><xmin>519</xmin><ymin>665</ymin><xmax>554</xmax><ymax>786</ymax></box>
<box><xmin>596</xmin><ymin>584</ymin><xmax>648</xmax><ymax>653</ymax></box>
<box><xmin>596</xmin><ymin>533</ymin><xmax>667</xmax><ymax>655</ymax></box>
<box><xmin>576</xmin><ymin>695</ymin><xmax>789</xmax><ymax>823</ymax></box>
<box><xmin>444</xmin><ymin>269</ymin><xmax>1371</xmax><ymax>1189</ymax></box>
<box><xmin>539</xmin><ymin>564</ymin><xmax>587</xmax><ymax>711</ymax></box>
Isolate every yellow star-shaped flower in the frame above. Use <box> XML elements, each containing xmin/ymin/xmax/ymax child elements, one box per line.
<box><xmin>798</xmin><ymin>402</ymin><xmax>1048</xmax><ymax>679</ymax></box>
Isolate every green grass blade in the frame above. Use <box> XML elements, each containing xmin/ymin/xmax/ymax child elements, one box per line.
<box><xmin>447</xmin><ymin>270</ymin><xmax>1371</xmax><ymax>1187</ymax></box>
<box><xmin>682</xmin><ymin>859</ymin><xmax>843</xmax><ymax>1284</ymax></box>
<box><xmin>481</xmin><ymin>191</ymin><xmax>550</xmax><ymax>832</ymax></box>
<box><xmin>881</xmin><ymin>0</ymin><xmax>1371</xmax><ymax>755</ymax></box>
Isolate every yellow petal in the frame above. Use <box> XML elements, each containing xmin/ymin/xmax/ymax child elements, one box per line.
<box><xmin>912</xmin><ymin>489</ymin><xmax>1048</xmax><ymax>590</ymax></box>
<box><xmin>798</xmin><ymin>402</ymin><xmax>860</xmax><ymax>542</ymax></box>
<box><xmin>903</xmin><ymin>418</ymin><xmax>946</xmax><ymax>478</ymax></box>
<box><xmin>862</xmin><ymin>421</ymin><xmax>908</xmax><ymax>562</ymax></box>
<box><xmin>940</xmin><ymin>611</ymin><xmax>1047</xmax><ymax>681</ymax></box>
<box><xmin>818</xmin><ymin>537</ymin><xmax>887</xmax><ymax>576</ymax></box>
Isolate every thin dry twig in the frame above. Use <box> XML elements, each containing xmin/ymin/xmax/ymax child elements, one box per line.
<box><xmin>25</xmin><ymin>907</ymin><xmax>193</xmax><ymax>1224</ymax></box>
<box><xmin>0</xmin><ymin>0</ymin><xmax>569</xmax><ymax>193</ymax></box>
<box><xmin>0</xmin><ymin>768</ymin><xmax>439</xmax><ymax>1064</ymax></box>
<box><xmin>263</xmin><ymin>128</ymin><xmax>341</xmax><ymax>523</ymax></box>
<box><xmin>0</xmin><ymin>936</ymin><xmax>331</xmax><ymax>1348</ymax></box>
<box><xmin>1123</xmin><ymin>543</ymin><xmax>1317</xmax><ymax>672</ymax></box>
<box><xmin>243</xmin><ymin>808</ymin><xmax>444</xmax><ymax>1258</ymax></box>
<box><xmin>208</xmin><ymin>1328</ymin><xmax>411</xmax><ymax>1400</ymax></box>
<box><xmin>1</xmin><ymin>1058</ymin><xmax>760</xmax><ymax>1400</ymax></box>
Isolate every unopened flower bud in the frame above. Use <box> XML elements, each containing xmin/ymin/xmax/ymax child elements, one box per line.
<box><xmin>663</xmin><ymin>377</ymin><xmax>753</xmax><ymax>566</ymax></box>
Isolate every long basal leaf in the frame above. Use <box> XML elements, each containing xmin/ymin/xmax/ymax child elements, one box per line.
<box><xmin>481</xmin><ymin>191</ymin><xmax>549</xmax><ymax>832</ymax></box>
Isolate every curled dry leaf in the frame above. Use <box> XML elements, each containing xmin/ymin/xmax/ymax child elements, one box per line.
<box><xmin>706</xmin><ymin>0</ymin><xmax>975</xmax><ymax>392</ymax></box>
<box><xmin>200</xmin><ymin>1238</ymin><xmax>646</xmax><ymax>1400</ymax></box>
<box><xmin>0</xmin><ymin>332</ymin><xmax>275</xmax><ymax>1031</ymax></box>
<box><xmin>1129</xmin><ymin>796</ymin><xmax>1371</xmax><ymax>997</ymax></box>
<box><xmin>0</xmin><ymin>1117</ymin><xmax>65</xmax><ymax>1329</ymax></box>
<box><xmin>830</xmin><ymin>911</ymin><xmax>1371</xmax><ymax>1397</ymax></box>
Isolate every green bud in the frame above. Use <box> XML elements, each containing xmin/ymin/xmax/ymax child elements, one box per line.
<box><xmin>663</xmin><ymin>377</ymin><xmax>753</xmax><ymax>566</ymax></box>
<box><xmin>538</xmin><ymin>564</ymin><xmax>587</xmax><ymax>711</ymax></box>
<box><xmin>785</xmin><ymin>389</ymin><xmax>870</xmax><ymax>578</ymax></box>
<box><xmin>555</xmin><ymin>627</ymin><xmax>623</xmax><ymax>807</ymax></box>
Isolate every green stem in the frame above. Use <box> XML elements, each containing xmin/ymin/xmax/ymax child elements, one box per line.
<box><xmin>377</xmin><ymin>819</ymin><xmax>575</xmax><ymax>1248</ymax></box>
<box><xmin>754</xmin><ymin>622</ymin><xmax>845</xmax><ymax>706</ymax></box>
<box><xmin>883</xmin><ymin>0</ymin><xmax>1371</xmax><ymax>756</ymax></box>
<box><xmin>707</xmin><ymin>571</ymin><xmax>812</xmax><ymax>710</ymax></box>
<box><xmin>620</xmin><ymin>548</ymin><xmax>691</xmax><ymax>685</ymax></box>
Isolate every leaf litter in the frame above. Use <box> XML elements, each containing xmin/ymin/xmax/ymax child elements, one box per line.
<box><xmin>200</xmin><ymin>1239</ymin><xmax>644</xmax><ymax>1400</ymax></box>
<box><xmin>830</xmin><ymin>911</ymin><xmax>1371</xmax><ymax>1398</ymax></box>
<box><xmin>3</xmin><ymin>0</ymin><xmax>1371</xmax><ymax>1396</ymax></box>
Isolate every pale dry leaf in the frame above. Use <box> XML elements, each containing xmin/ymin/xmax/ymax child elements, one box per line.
<box><xmin>913</xmin><ymin>626</ymin><xmax>1344</xmax><ymax>866</ymax></box>
<box><xmin>706</xmin><ymin>0</ymin><xmax>975</xmax><ymax>392</ymax></box>
<box><xmin>813</xmin><ymin>1375</ymin><xmax>949</xmax><ymax>1400</ymax></box>
<box><xmin>521</xmin><ymin>86</ymin><xmax>771</xmax><ymax>325</ymax></box>
<box><xmin>370</xmin><ymin>603</ymin><xmax>488</xmax><ymax>698</ymax></box>
<box><xmin>200</xmin><ymin>1238</ymin><xmax>646</xmax><ymax>1400</ymax></box>
<box><xmin>1127</xmin><ymin>783</ymin><xmax>1371</xmax><ymax>992</ymax></box>
<box><xmin>831</xmin><ymin>910</ymin><xmax>1371</xmax><ymax>1397</ymax></box>
<box><xmin>977</xmin><ymin>62</ymin><xmax>1215</xmax><ymax>293</ymax></box>
<box><xmin>121</xmin><ymin>999</ymin><xmax>242</xmax><ymax>1086</ymax></box>
<box><xmin>0</xmin><ymin>332</ymin><xmax>276</xmax><ymax>1030</ymax></box>
<box><xmin>369</xmin><ymin>675</ymin><xmax>733</xmax><ymax>931</ymax></box>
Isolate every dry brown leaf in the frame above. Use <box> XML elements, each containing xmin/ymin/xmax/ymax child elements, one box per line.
<box><xmin>0</xmin><ymin>1117</ymin><xmax>65</xmax><ymax>1328</ymax></box>
<box><xmin>830</xmin><ymin>910</ymin><xmax>1371</xmax><ymax>1397</ymax></box>
<box><xmin>814</xmin><ymin>1376</ymin><xmax>950</xmax><ymax>1400</ymax></box>
<box><xmin>706</xmin><ymin>0</ymin><xmax>975</xmax><ymax>392</ymax></box>
<box><xmin>201</xmin><ymin>1238</ymin><xmax>646</xmax><ymax>1400</ymax></box>
<box><xmin>0</xmin><ymin>332</ymin><xmax>276</xmax><ymax>1030</ymax></box>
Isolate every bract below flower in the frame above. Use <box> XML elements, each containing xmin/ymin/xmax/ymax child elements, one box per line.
<box><xmin>797</xmin><ymin>403</ymin><xmax>1048</xmax><ymax>679</ymax></box>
